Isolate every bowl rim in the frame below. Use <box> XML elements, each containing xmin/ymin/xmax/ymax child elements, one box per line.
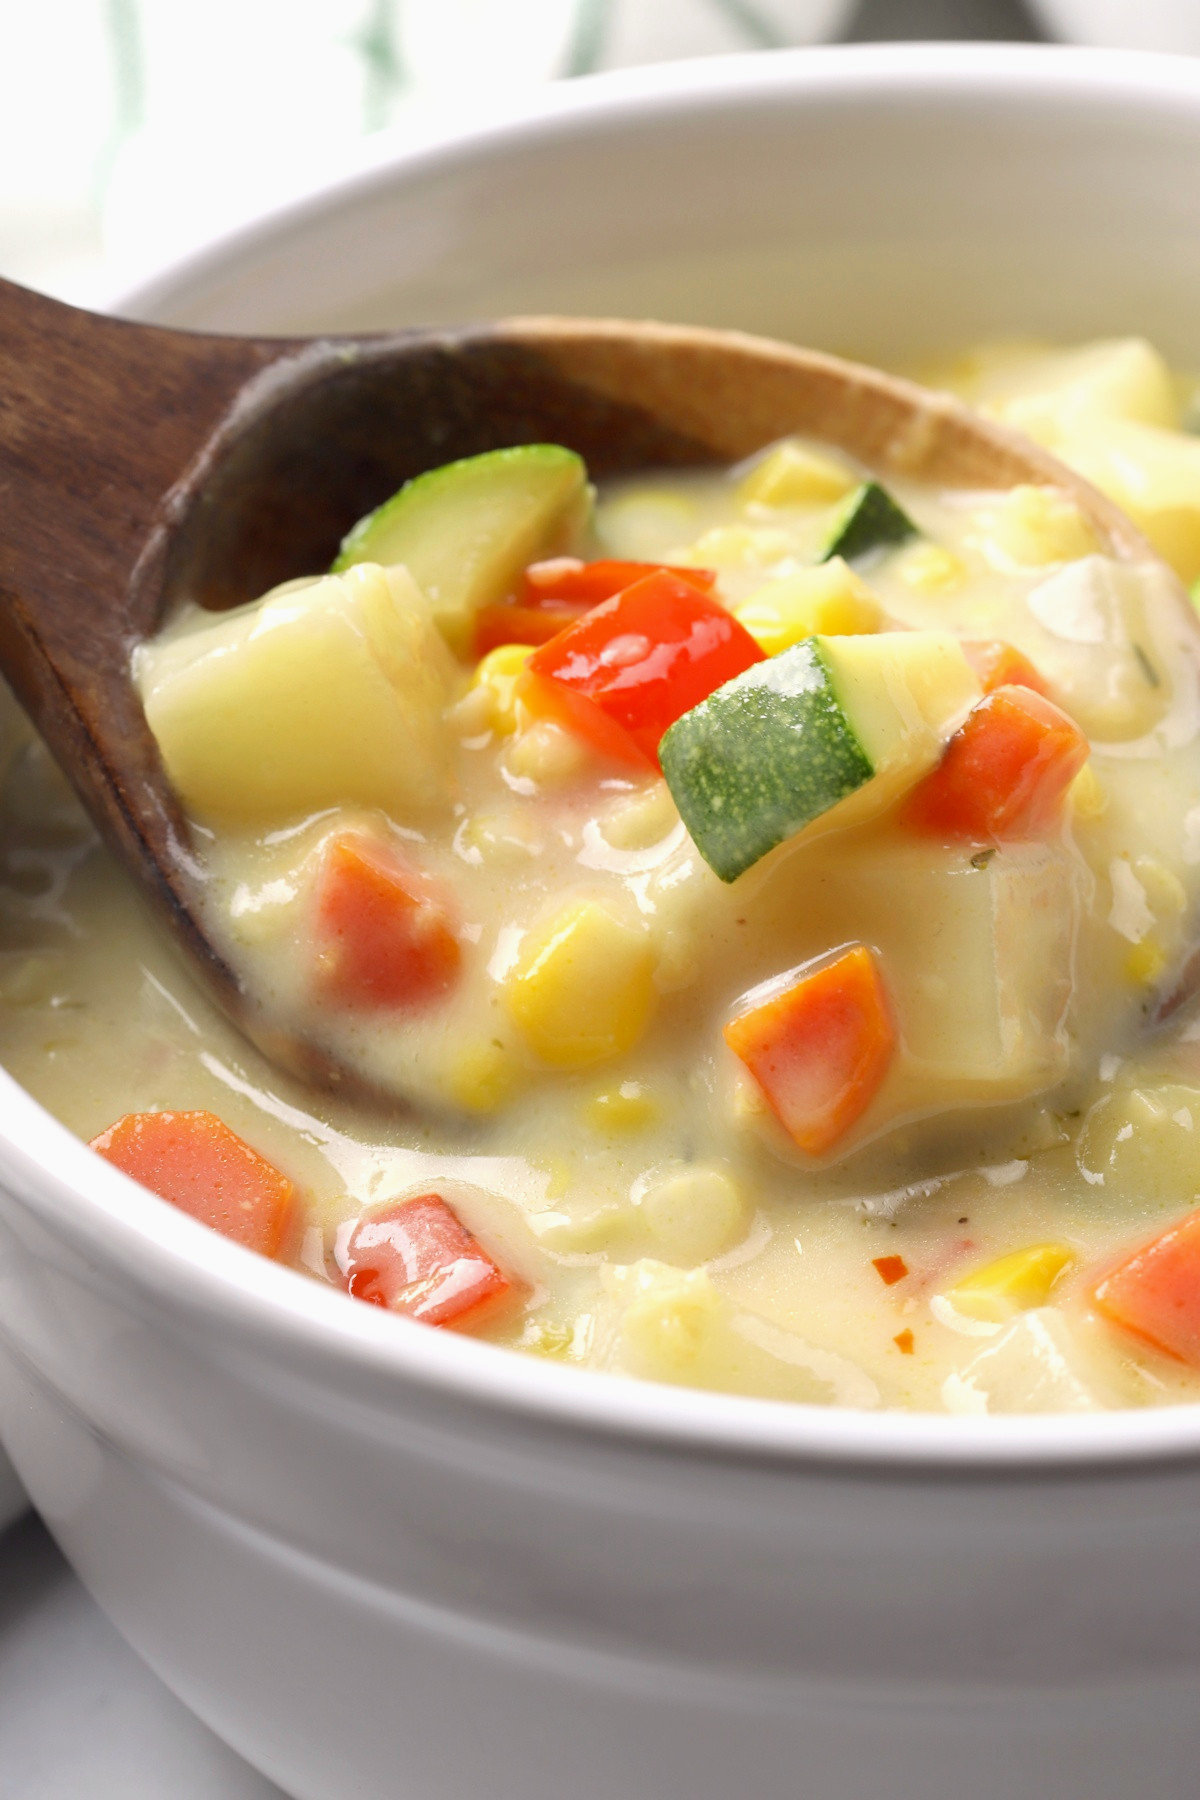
<box><xmin>16</xmin><ymin>37</ymin><xmax>1200</xmax><ymax>1481</ymax></box>
<box><xmin>116</xmin><ymin>39</ymin><xmax>1200</xmax><ymax>325</ymax></box>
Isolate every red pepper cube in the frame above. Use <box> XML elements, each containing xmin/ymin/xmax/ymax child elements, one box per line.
<box><xmin>962</xmin><ymin>639</ymin><xmax>1050</xmax><ymax>698</ymax></box>
<box><xmin>522</xmin><ymin>569</ymin><xmax>764</xmax><ymax>767</ymax></box>
<box><xmin>344</xmin><ymin>1193</ymin><xmax>512</xmax><ymax>1327</ymax></box>
<box><xmin>1093</xmin><ymin>1209</ymin><xmax>1200</xmax><ymax>1367</ymax></box>
<box><xmin>90</xmin><ymin>1110</ymin><xmax>297</xmax><ymax>1257</ymax></box>
<box><xmin>314</xmin><ymin>833</ymin><xmax>461</xmax><ymax>1011</ymax></box>
<box><xmin>522</xmin><ymin>557</ymin><xmax>717</xmax><ymax>607</ymax></box>
<box><xmin>902</xmin><ymin>684</ymin><xmax>1088</xmax><ymax>843</ymax></box>
<box><xmin>724</xmin><ymin>944</ymin><xmax>896</xmax><ymax>1156</ymax></box>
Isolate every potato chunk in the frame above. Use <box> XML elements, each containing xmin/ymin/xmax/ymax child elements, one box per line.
<box><xmin>840</xmin><ymin>838</ymin><xmax>1081</xmax><ymax>1107</ymax></box>
<box><xmin>136</xmin><ymin>564</ymin><xmax>457</xmax><ymax>823</ymax></box>
<box><xmin>1021</xmin><ymin>555</ymin><xmax>1172</xmax><ymax>741</ymax></box>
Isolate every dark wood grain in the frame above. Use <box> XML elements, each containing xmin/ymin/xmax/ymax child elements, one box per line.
<box><xmin>0</xmin><ymin>284</ymin><xmax>1180</xmax><ymax>1095</ymax></box>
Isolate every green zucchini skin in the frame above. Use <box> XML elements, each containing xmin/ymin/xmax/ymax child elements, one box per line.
<box><xmin>820</xmin><ymin>481</ymin><xmax>917</xmax><ymax>565</ymax></box>
<box><xmin>331</xmin><ymin>444</ymin><xmax>589</xmax><ymax>653</ymax></box>
<box><xmin>659</xmin><ymin>639</ymin><xmax>873</xmax><ymax>883</ymax></box>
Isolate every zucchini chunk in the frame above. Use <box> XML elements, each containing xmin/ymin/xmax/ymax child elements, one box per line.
<box><xmin>819</xmin><ymin>480</ymin><xmax>917</xmax><ymax>565</ymax></box>
<box><xmin>334</xmin><ymin>445</ymin><xmax>590</xmax><ymax>654</ymax></box>
<box><xmin>659</xmin><ymin>632</ymin><xmax>980</xmax><ymax>882</ymax></box>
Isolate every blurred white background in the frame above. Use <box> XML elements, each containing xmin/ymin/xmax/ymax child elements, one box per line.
<box><xmin>4</xmin><ymin>0</ymin><xmax>1199</xmax><ymax>305</ymax></box>
<box><xmin>0</xmin><ymin>0</ymin><xmax>1087</xmax><ymax>305</ymax></box>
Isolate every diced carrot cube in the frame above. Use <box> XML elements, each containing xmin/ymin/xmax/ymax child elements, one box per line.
<box><xmin>902</xmin><ymin>684</ymin><xmax>1088</xmax><ymax>842</ymax></box>
<box><xmin>90</xmin><ymin>1110</ymin><xmax>296</xmax><ymax>1257</ymax></box>
<box><xmin>343</xmin><ymin>1193</ymin><xmax>512</xmax><ymax>1327</ymax></box>
<box><xmin>1093</xmin><ymin>1208</ymin><xmax>1200</xmax><ymax>1367</ymax></box>
<box><xmin>724</xmin><ymin>944</ymin><xmax>895</xmax><ymax>1155</ymax></box>
<box><xmin>962</xmin><ymin>639</ymin><xmax>1050</xmax><ymax>697</ymax></box>
<box><xmin>872</xmin><ymin>1254</ymin><xmax>909</xmax><ymax>1286</ymax></box>
<box><xmin>314</xmin><ymin>833</ymin><xmax>460</xmax><ymax>1011</ymax></box>
<box><xmin>474</xmin><ymin>600</ymin><xmax>590</xmax><ymax>656</ymax></box>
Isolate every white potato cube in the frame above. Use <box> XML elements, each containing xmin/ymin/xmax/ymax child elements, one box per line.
<box><xmin>954</xmin><ymin>337</ymin><xmax>1178</xmax><ymax>437</ymax></box>
<box><xmin>782</xmin><ymin>836</ymin><xmax>1084</xmax><ymax>1117</ymax></box>
<box><xmin>1023</xmin><ymin>555</ymin><xmax>1172</xmax><ymax>741</ymax></box>
<box><xmin>136</xmin><ymin>563</ymin><xmax>457</xmax><ymax>823</ymax></box>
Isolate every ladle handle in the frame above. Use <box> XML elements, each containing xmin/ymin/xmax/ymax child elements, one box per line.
<box><xmin>0</xmin><ymin>279</ymin><xmax>287</xmax><ymax>1003</ymax></box>
<box><xmin>0</xmin><ymin>278</ymin><xmax>279</xmax><ymax>663</ymax></box>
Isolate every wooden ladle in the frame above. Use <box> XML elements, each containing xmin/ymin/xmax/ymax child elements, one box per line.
<box><xmin>0</xmin><ymin>277</ymin><xmax>1169</xmax><ymax>1093</ymax></box>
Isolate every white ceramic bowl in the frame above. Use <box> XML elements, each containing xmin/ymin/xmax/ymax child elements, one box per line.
<box><xmin>1028</xmin><ymin>1</ymin><xmax>1200</xmax><ymax>55</ymax></box>
<box><xmin>6</xmin><ymin>44</ymin><xmax>1200</xmax><ymax>1800</ymax></box>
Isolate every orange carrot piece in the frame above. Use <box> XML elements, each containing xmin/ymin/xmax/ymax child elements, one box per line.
<box><xmin>474</xmin><ymin>600</ymin><xmax>590</xmax><ymax>656</ymax></box>
<box><xmin>962</xmin><ymin>639</ymin><xmax>1050</xmax><ymax>698</ymax></box>
<box><xmin>893</xmin><ymin>1329</ymin><xmax>916</xmax><ymax>1354</ymax></box>
<box><xmin>902</xmin><ymin>684</ymin><xmax>1088</xmax><ymax>842</ymax></box>
<box><xmin>872</xmin><ymin>1254</ymin><xmax>909</xmax><ymax>1286</ymax></box>
<box><xmin>724</xmin><ymin>944</ymin><xmax>895</xmax><ymax>1155</ymax></box>
<box><xmin>314</xmin><ymin>833</ymin><xmax>461</xmax><ymax>1011</ymax></box>
<box><xmin>1093</xmin><ymin>1209</ymin><xmax>1200</xmax><ymax>1367</ymax></box>
<box><xmin>90</xmin><ymin>1110</ymin><xmax>296</xmax><ymax>1257</ymax></box>
<box><xmin>343</xmin><ymin>1193</ymin><xmax>512</xmax><ymax>1328</ymax></box>
<box><xmin>513</xmin><ymin>667</ymin><xmax>651</xmax><ymax>766</ymax></box>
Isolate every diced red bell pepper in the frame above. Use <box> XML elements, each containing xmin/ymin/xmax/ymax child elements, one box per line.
<box><xmin>724</xmin><ymin>944</ymin><xmax>896</xmax><ymax>1155</ymax></box>
<box><xmin>475</xmin><ymin>563</ymin><xmax>719</xmax><ymax>657</ymax></box>
<box><xmin>90</xmin><ymin>1110</ymin><xmax>296</xmax><ymax>1257</ymax></box>
<box><xmin>521</xmin><ymin>568</ymin><xmax>764</xmax><ymax>767</ymax></box>
<box><xmin>902</xmin><ymin>684</ymin><xmax>1088</xmax><ymax>842</ymax></box>
<box><xmin>314</xmin><ymin>833</ymin><xmax>461</xmax><ymax>1010</ymax></box>
<box><xmin>475</xmin><ymin>600</ymin><xmax>591</xmax><ymax>656</ymax></box>
<box><xmin>522</xmin><ymin>558</ymin><xmax>717</xmax><ymax>606</ymax></box>
<box><xmin>962</xmin><ymin>639</ymin><xmax>1050</xmax><ymax>697</ymax></box>
<box><xmin>343</xmin><ymin>1192</ymin><xmax>512</xmax><ymax>1327</ymax></box>
<box><xmin>1093</xmin><ymin>1208</ymin><xmax>1200</xmax><ymax>1367</ymax></box>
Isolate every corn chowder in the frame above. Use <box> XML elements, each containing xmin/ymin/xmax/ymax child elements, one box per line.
<box><xmin>7</xmin><ymin>336</ymin><xmax>1200</xmax><ymax>1414</ymax></box>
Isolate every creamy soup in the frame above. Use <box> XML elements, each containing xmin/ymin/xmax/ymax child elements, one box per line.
<box><xmin>7</xmin><ymin>335</ymin><xmax>1200</xmax><ymax>1415</ymax></box>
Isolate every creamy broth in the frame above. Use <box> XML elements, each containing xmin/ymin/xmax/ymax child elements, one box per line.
<box><xmin>8</xmin><ymin>336</ymin><xmax>1200</xmax><ymax>1414</ymax></box>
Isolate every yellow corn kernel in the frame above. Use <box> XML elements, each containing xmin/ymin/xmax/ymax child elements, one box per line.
<box><xmin>506</xmin><ymin>898</ymin><xmax>656</xmax><ymax>1068</ymax></box>
<box><xmin>1134</xmin><ymin>855</ymin><xmax>1187</xmax><ymax>923</ymax></box>
<box><xmin>583</xmin><ymin>1080</ymin><xmax>660</xmax><ymax>1134</ymax></box>
<box><xmin>893</xmin><ymin>542</ymin><xmax>967</xmax><ymax>595</ymax></box>
<box><xmin>470</xmin><ymin>643</ymin><xmax>534</xmax><ymax>735</ymax></box>
<box><xmin>949</xmin><ymin>1242</ymin><xmax>1075</xmax><ymax>1323</ymax></box>
<box><xmin>984</xmin><ymin>485</ymin><xmax>1100</xmax><ymax>567</ymax></box>
<box><xmin>456</xmin><ymin>810</ymin><xmax>541</xmax><ymax>865</ymax></box>
<box><xmin>519</xmin><ymin>1319</ymin><xmax>577</xmax><ymax>1360</ymax></box>
<box><xmin>444</xmin><ymin>1038</ymin><xmax>518</xmax><ymax>1113</ymax></box>
<box><xmin>733</xmin><ymin>558</ymin><xmax>882</xmax><ymax>654</ymax></box>
<box><xmin>600</xmin><ymin>782</ymin><xmax>678</xmax><ymax>852</ymax></box>
<box><xmin>1068</xmin><ymin>762</ymin><xmax>1107</xmax><ymax>820</ymax></box>
<box><xmin>1125</xmin><ymin>936</ymin><xmax>1168</xmax><ymax>987</ymax></box>
<box><xmin>540</xmin><ymin>1157</ymin><xmax>575</xmax><ymax>1202</ymax></box>
<box><xmin>677</xmin><ymin>524</ymin><xmax>794</xmax><ymax>570</ymax></box>
<box><xmin>504</xmin><ymin>719</ymin><xmax>588</xmax><ymax>784</ymax></box>
<box><xmin>597</xmin><ymin>488</ymin><xmax>699</xmax><ymax>557</ymax></box>
<box><xmin>737</xmin><ymin>440</ymin><xmax>857</xmax><ymax>509</ymax></box>
<box><xmin>637</xmin><ymin>1164</ymin><xmax>748</xmax><ymax>1263</ymax></box>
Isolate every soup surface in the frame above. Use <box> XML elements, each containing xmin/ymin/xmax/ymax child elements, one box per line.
<box><xmin>7</xmin><ymin>335</ymin><xmax>1200</xmax><ymax>1414</ymax></box>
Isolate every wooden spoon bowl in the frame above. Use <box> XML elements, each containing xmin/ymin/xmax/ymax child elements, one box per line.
<box><xmin>0</xmin><ymin>280</ymin><xmax>1175</xmax><ymax>1094</ymax></box>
